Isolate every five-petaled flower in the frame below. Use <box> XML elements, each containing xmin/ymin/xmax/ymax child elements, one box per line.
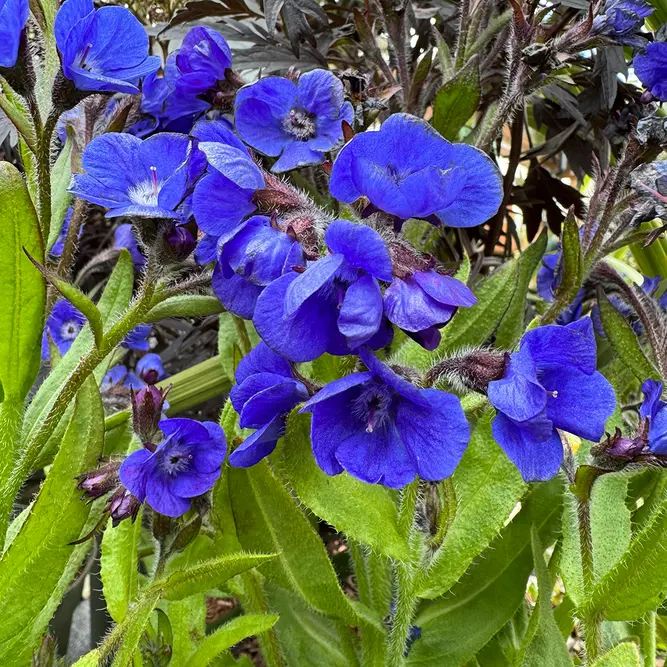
<box><xmin>254</xmin><ymin>219</ymin><xmax>394</xmax><ymax>362</ymax></box>
<box><xmin>235</xmin><ymin>70</ymin><xmax>354</xmax><ymax>173</ymax></box>
<box><xmin>119</xmin><ymin>418</ymin><xmax>226</xmax><ymax>517</ymax></box>
<box><xmin>42</xmin><ymin>299</ymin><xmax>86</xmax><ymax>359</ymax></box>
<box><xmin>329</xmin><ymin>113</ymin><xmax>503</xmax><ymax>227</ymax></box>
<box><xmin>213</xmin><ymin>215</ymin><xmax>305</xmax><ymax>319</ymax></box>
<box><xmin>70</xmin><ymin>132</ymin><xmax>205</xmax><ymax>219</ymax></box>
<box><xmin>488</xmin><ymin>319</ymin><xmax>616</xmax><ymax>482</ymax></box>
<box><xmin>0</xmin><ymin>0</ymin><xmax>29</xmax><ymax>68</ymax></box>
<box><xmin>54</xmin><ymin>0</ymin><xmax>160</xmax><ymax>94</ymax></box>
<box><xmin>300</xmin><ymin>347</ymin><xmax>469</xmax><ymax>487</ymax></box>
<box><xmin>228</xmin><ymin>342</ymin><xmax>309</xmax><ymax>467</ymax></box>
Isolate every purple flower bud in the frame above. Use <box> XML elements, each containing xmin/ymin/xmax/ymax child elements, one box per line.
<box><xmin>602</xmin><ymin>427</ymin><xmax>647</xmax><ymax>459</ymax></box>
<box><xmin>132</xmin><ymin>385</ymin><xmax>169</xmax><ymax>442</ymax></box>
<box><xmin>640</xmin><ymin>90</ymin><xmax>655</xmax><ymax>105</ymax></box>
<box><xmin>76</xmin><ymin>461</ymin><xmax>121</xmax><ymax>499</ymax></box>
<box><xmin>426</xmin><ymin>349</ymin><xmax>507</xmax><ymax>393</ymax></box>
<box><xmin>106</xmin><ymin>486</ymin><xmax>141</xmax><ymax>527</ymax></box>
<box><xmin>164</xmin><ymin>225</ymin><xmax>196</xmax><ymax>260</ymax></box>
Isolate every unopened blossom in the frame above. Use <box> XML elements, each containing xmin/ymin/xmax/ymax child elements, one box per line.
<box><xmin>54</xmin><ymin>0</ymin><xmax>159</xmax><ymax>94</ymax></box>
<box><xmin>0</xmin><ymin>0</ymin><xmax>28</xmax><ymax>68</ymax></box>
<box><xmin>213</xmin><ymin>215</ymin><xmax>305</xmax><ymax>319</ymax></box>
<box><xmin>488</xmin><ymin>319</ymin><xmax>616</xmax><ymax>481</ymax></box>
<box><xmin>301</xmin><ymin>348</ymin><xmax>469</xmax><ymax>487</ymax></box>
<box><xmin>229</xmin><ymin>343</ymin><xmax>308</xmax><ymax>467</ymax></box>
<box><xmin>254</xmin><ymin>219</ymin><xmax>394</xmax><ymax>362</ymax></box>
<box><xmin>70</xmin><ymin>132</ymin><xmax>205</xmax><ymax>219</ymax></box>
<box><xmin>235</xmin><ymin>70</ymin><xmax>354</xmax><ymax>172</ymax></box>
<box><xmin>136</xmin><ymin>353</ymin><xmax>166</xmax><ymax>385</ymax></box>
<box><xmin>119</xmin><ymin>418</ymin><xmax>226</xmax><ymax>517</ymax></box>
<box><xmin>329</xmin><ymin>113</ymin><xmax>503</xmax><ymax>227</ymax></box>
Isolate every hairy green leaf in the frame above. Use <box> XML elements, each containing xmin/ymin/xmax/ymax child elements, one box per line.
<box><xmin>417</xmin><ymin>411</ymin><xmax>526</xmax><ymax>599</ymax></box>
<box><xmin>590</xmin><ymin>642</ymin><xmax>641</xmax><ymax>667</ymax></box>
<box><xmin>145</xmin><ymin>294</ymin><xmax>224</xmax><ymax>322</ymax></box>
<box><xmin>278</xmin><ymin>412</ymin><xmax>410</xmax><ymax>561</ymax></box>
<box><xmin>48</xmin><ymin>137</ymin><xmax>73</xmax><ymax>251</ymax></box>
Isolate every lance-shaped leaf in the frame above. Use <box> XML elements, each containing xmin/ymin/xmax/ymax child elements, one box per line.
<box><xmin>590</xmin><ymin>642</ymin><xmax>641</xmax><ymax>666</ymax></box>
<box><xmin>145</xmin><ymin>295</ymin><xmax>224</xmax><ymax>322</ymax></box>
<box><xmin>597</xmin><ymin>288</ymin><xmax>660</xmax><ymax>382</ymax></box>
<box><xmin>546</xmin><ymin>210</ymin><xmax>582</xmax><ymax>320</ymax></box>
<box><xmin>432</xmin><ymin>56</ymin><xmax>481</xmax><ymax>141</ymax></box>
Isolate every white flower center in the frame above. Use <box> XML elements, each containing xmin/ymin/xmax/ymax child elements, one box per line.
<box><xmin>127</xmin><ymin>166</ymin><xmax>162</xmax><ymax>207</ymax></box>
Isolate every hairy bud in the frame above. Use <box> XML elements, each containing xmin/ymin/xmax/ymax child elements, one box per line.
<box><xmin>77</xmin><ymin>460</ymin><xmax>121</xmax><ymax>499</ymax></box>
<box><xmin>164</xmin><ymin>225</ymin><xmax>196</xmax><ymax>260</ymax></box>
<box><xmin>132</xmin><ymin>385</ymin><xmax>169</xmax><ymax>442</ymax></box>
<box><xmin>107</xmin><ymin>487</ymin><xmax>141</xmax><ymax>527</ymax></box>
<box><xmin>425</xmin><ymin>349</ymin><xmax>507</xmax><ymax>393</ymax></box>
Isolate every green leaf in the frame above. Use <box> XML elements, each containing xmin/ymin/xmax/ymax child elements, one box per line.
<box><xmin>24</xmin><ymin>249</ymin><xmax>134</xmax><ymax>451</ymax></box>
<box><xmin>48</xmin><ymin>137</ymin><xmax>73</xmax><ymax>252</ymax></box>
<box><xmin>185</xmin><ymin>614</ymin><xmax>279</xmax><ymax>667</ymax></box>
<box><xmin>218</xmin><ymin>312</ymin><xmax>260</xmax><ymax>380</ymax></box>
<box><xmin>432</xmin><ymin>56</ymin><xmax>481</xmax><ymax>141</ymax></box>
<box><xmin>561</xmin><ymin>473</ymin><xmax>633</xmax><ymax>608</ymax></box>
<box><xmin>0</xmin><ymin>84</ymin><xmax>37</xmax><ymax>151</ymax></box>
<box><xmin>590</xmin><ymin>642</ymin><xmax>641</xmax><ymax>667</ymax></box>
<box><xmin>101</xmin><ymin>508</ymin><xmax>143</xmax><ymax>623</ymax></box>
<box><xmin>0</xmin><ymin>161</ymin><xmax>44</xmax><ymax>401</ymax></box>
<box><xmin>416</xmin><ymin>411</ymin><xmax>526</xmax><ymax>598</ymax></box>
<box><xmin>0</xmin><ymin>377</ymin><xmax>104</xmax><ymax>664</ymax></box>
<box><xmin>515</xmin><ymin>528</ymin><xmax>572</xmax><ymax>666</ymax></box>
<box><xmin>228</xmin><ymin>461</ymin><xmax>380</xmax><ymax>629</ymax></box>
<box><xmin>71</xmin><ymin>650</ymin><xmax>102</xmax><ymax>666</ymax></box>
<box><xmin>277</xmin><ymin>412</ymin><xmax>410</xmax><ymax>561</ymax></box>
<box><xmin>165</xmin><ymin>596</ymin><xmax>206</xmax><ymax>665</ymax></box>
<box><xmin>406</xmin><ymin>478</ymin><xmax>563</xmax><ymax>666</ymax></box>
<box><xmin>145</xmin><ymin>294</ymin><xmax>224</xmax><ymax>322</ymax></box>
<box><xmin>156</xmin><ymin>552</ymin><xmax>276</xmax><ymax>601</ymax></box>
<box><xmin>394</xmin><ymin>260</ymin><xmax>519</xmax><ymax>371</ymax></box>
<box><xmin>583</xmin><ymin>494</ymin><xmax>667</xmax><ymax>621</ymax></box>
<box><xmin>495</xmin><ymin>229</ymin><xmax>548</xmax><ymax>348</ymax></box>
<box><xmin>597</xmin><ymin>290</ymin><xmax>660</xmax><ymax>382</ymax></box>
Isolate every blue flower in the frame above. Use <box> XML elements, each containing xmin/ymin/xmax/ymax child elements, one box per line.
<box><xmin>123</xmin><ymin>324</ymin><xmax>151</xmax><ymax>352</ymax></box>
<box><xmin>166</xmin><ymin>26</ymin><xmax>232</xmax><ymax>98</ymax></box>
<box><xmin>300</xmin><ymin>347</ymin><xmax>469</xmax><ymax>487</ymax></box>
<box><xmin>591</xmin><ymin>0</ymin><xmax>652</xmax><ymax>47</ymax></box>
<box><xmin>54</xmin><ymin>0</ymin><xmax>160</xmax><ymax>94</ymax></box>
<box><xmin>101</xmin><ymin>364</ymin><xmax>144</xmax><ymax>391</ymax></box>
<box><xmin>329</xmin><ymin>113</ymin><xmax>503</xmax><ymax>227</ymax></box>
<box><xmin>119</xmin><ymin>418</ymin><xmax>226</xmax><ymax>517</ymax></box>
<box><xmin>228</xmin><ymin>342</ymin><xmax>308</xmax><ymax>467</ymax></box>
<box><xmin>253</xmin><ymin>219</ymin><xmax>394</xmax><ymax>362</ymax></box>
<box><xmin>136</xmin><ymin>353</ymin><xmax>166</xmax><ymax>385</ymax></box>
<box><xmin>42</xmin><ymin>299</ymin><xmax>86</xmax><ymax>359</ymax></box>
<box><xmin>114</xmin><ymin>224</ymin><xmax>145</xmax><ymax>267</ymax></box>
<box><xmin>0</xmin><ymin>0</ymin><xmax>29</xmax><ymax>68</ymax></box>
<box><xmin>50</xmin><ymin>207</ymin><xmax>84</xmax><ymax>258</ymax></box>
<box><xmin>213</xmin><ymin>215</ymin><xmax>305</xmax><ymax>319</ymax></box>
<box><xmin>635</xmin><ymin>42</ymin><xmax>667</xmax><ymax>101</ymax></box>
<box><xmin>70</xmin><ymin>132</ymin><xmax>205</xmax><ymax>219</ymax></box>
<box><xmin>488</xmin><ymin>319</ymin><xmax>616</xmax><ymax>482</ymax></box>
<box><xmin>639</xmin><ymin>379</ymin><xmax>667</xmax><ymax>453</ymax></box>
<box><xmin>235</xmin><ymin>70</ymin><xmax>354</xmax><ymax>173</ymax></box>
<box><xmin>384</xmin><ymin>269</ymin><xmax>476</xmax><ymax>350</ymax></box>
<box><xmin>192</xmin><ymin>120</ymin><xmax>265</xmax><ymax>240</ymax></box>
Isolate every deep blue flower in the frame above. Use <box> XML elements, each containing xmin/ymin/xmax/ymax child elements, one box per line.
<box><xmin>0</xmin><ymin>0</ymin><xmax>29</xmax><ymax>68</ymax></box>
<box><xmin>166</xmin><ymin>26</ymin><xmax>232</xmax><ymax>98</ymax></box>
<box><xmin>114</xmin><ymin>223</ymin><xmax>145</xmax><ymax>268</ymax></box>
<box><xmin>384</xmin><ymin>269</ymin><xmax>476</xmax><ymax>350</ymax></box>
<box><xmin>639</xmin><ymin>379</ymin><xmax>667</xmax><ymax>453</ymax></box>
<box><xmin>488</xmin><ymin>319</ymin><xmax>616</xmax><ymax>482</ymax></box>
<box><xmin>329</xmin><ymin>113</ymin><xmax>503</xmax><ymax>227</ymax></box>
<box><xmin>42</xmin><ymin>300</ymin><xmax>86</xmax><ymax>359</ymax></box>
<box><xmin>235</xmin><ymin>70</ymin><xmax>354</xmax><ymax>173</ymax></box>
<box><xmin>635</xmin><ymin>42</ymin><xmax>667</xmax><ymax>101</ymax></box>
<box><xmin>101</xmin><ymin>364</ymin><xmax>144</xmax><ymax>391</ymax></box>
<box><xmin>123</xmin><ymin>324</ymin><xmax>151</xmax><ymax>352</ymax></box>
<box><xmin>70</xmin><ymin>132</ymin><xmax>205</xmax><ymax>219</ymax></box>
<box><xmin>213</xmin><ymin>215</ymin><xmax>305</xmax><ymax>319</ymax></box>
<box><xmin>195</xmin><ymin>233</ymin><xmax>220</xmax><ymax>265</ymax></box>
<box><xmin>591</xmin><ymin>0</ymin><xmax>652</xmax><ymax>47</ymax></box>
<box><xmin>300</xmin><ymin>347</ymin><xmax>469</xmax><ymax>487</ymax></box>
<box><xmin>228</xmin><ymin>342</ymin><xmax>308</xmax><ymax>467</ymax></box>
<box><xmin>54</xmin><ymin>0</ymin><xmax>160</xmax><ymax>94</ymax></box>
<box><xmin>136</xmin><ymin>353</ymin><xmax>166</xmax><ymax>385</ymax></box>
<box><xmin>119</xmin><ymin>418</ymin><xmax>226</xmax><ymax>517</ymax></box>
<box><xmin>192</xmin><ymin>120</ymin><xmax>265</xmax><ymax>240</ymax></box>
<box><xmin>254</xmin><ymin>219</ymin><xmax>394</xmax><ymax>362</ymax></box>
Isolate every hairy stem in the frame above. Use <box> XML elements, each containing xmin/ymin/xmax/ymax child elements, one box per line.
<box><xmin>454</xmin><ymin>0</ymin><xmax>472</xmax><ymax>69</ymax></box>
<box><xmin>642</xmin><ymin>611</ymin><xmax>656</xmax><ymax>667</ymax></box>
<box><xmin>233</xmin><ymin>315</ymin><xmax>252</xmax><ymax>356</ymax></box>
<box><xmin>36</xmin><ymin>111</ymin><xmax>59</xmax><ymax>242</ymax></box>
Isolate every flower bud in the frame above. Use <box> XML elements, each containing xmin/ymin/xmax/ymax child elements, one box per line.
<box><xmin>76</xmin><ymin>460</ymin><xmax>121</xmax><ymax>499</ymax></box>
<box><xmin>106</xmin><ymin>486</ymin><xmax>141</xmax><ymax>527</ymax></box>
<box><xmin>640</xmin><ymin>90</ymin><xmax>655</xmax><ymax>105</ymax></box>
<box><xmin>164</xmin><ymin>225</ymin><xmax>196</xmax><ymax>260</ymax></box>
<box><xmin>425</xmin><ymin>349</ymin><xmax>507</xmax><ymax>393</ymax></box>
<box><xmin>132</xmin><ymin>385</ymin><xmax>169</xmax><ymax>442</ymax></box>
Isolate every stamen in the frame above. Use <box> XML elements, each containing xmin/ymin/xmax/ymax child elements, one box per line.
<box><xmin>80</xmin><ymin>43</ymin><xmax>93</xmax><ymax>68</ymax></box>
<box><xmin>366</xmin><ymin>407</ymin><xmax>376</xmax><ymax>433</ymax></box>
<box><xmin>150</xmin><ymin>166</ymin><xmax>159</xmax><ymax>197</ymax></box>
<box><xmin>547</xmin><ymin>390</ymin><xmax>559</xmax><ymax>398</ymax></box>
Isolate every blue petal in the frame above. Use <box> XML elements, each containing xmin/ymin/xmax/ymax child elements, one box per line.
<box><xmin>199</xmin><ymin>141</ymin><xmax>265</xmax><ymax>191</ymax></box>
<box><xmin>119</xmin><ymin>448</ymin><xmax>153</xmax><ymax>501</ymax></box>
<box><xmin>640</xmin><ymin>379</ymin><xmax>664</xmax><ymax>420</ymax></box>
<box><xmin>272</xmin><ymin>142</ymin><xmax>324</xmax><ymax>173</ymax></box>
<box><xmin>338</xmin><ymin>275</ymin><xmax>383</xmax><ymax>348</ymax></box>
<box><xmin>492</xmin><ymin>413</ymin><xmax>563</xmax><ymax>482</ymax></box>
<box><xmin>229</xmin><ymin>416</ymin><xmax>285</xmax><ymax>467</ymax></box>
<box><xmin>395</xmin><ymin>388</ymin><xmax>469</xmax><ymax>480</ymax></box>
<box><xmin>239</xmin><ymin>380</ymin><xmax>308</xmax><ymax>429</ymax></box>
<box><xmin>235</xmin><ymin>341</ymin><xmax>293</xmax><ymax>385</ymax></box>
<box><xmin>649</xmin><ymin>407</ymin><xmax>667</xmax><ymax>454</ymax></box>
<box><xmin>297</xmin><ymin>69</ymin><xmax>346</xmax><ymax>119</ymax></box>
<box><xmin>192</xmin><ymin>119</ymin><xmax>248</xmax><ymax>154</ymax></box>
<box><xmin>145</xmin><ymin>475</ymin><xmax>191</xmax><ymax>517</ymax></box>
<box><xmin>229</xmin><ymin>371</ymin><xmax>289</xmax><ymax>414</ymax></box>
<box><xmin>54</xmin><ymin>0</ymin><xmax>93</xmax><ymax>46</ymax></box>
<box><xmin>413</xmin><ymin>271</ymin><xmax>476</xmax><ymax>307</ymax></box>
<box><xmin>284</xmin><ymin>253</ymin><xmax>344</xmax><ymax>317</ymax></box>
<box><xmin>301</xmin><ymin>372</ymin><xmax>374</xmax><ymax>412</ymax></box>
<box><xmin>0</xmin><ymin>0</ymin><xmax>29</xmax><ymax>67</ymax></box>
<box><xmin>212</xmin><ymin>262</ymin><xmax>263</xmax><ymax>319</ymax></box>
<box><xmin>159</xmin><ymin>417</ymin><xmax>210</xmax><ymax>443</ymax></box>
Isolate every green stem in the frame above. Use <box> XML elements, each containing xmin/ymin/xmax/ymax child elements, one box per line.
<box><xmin>642</xmin><ymin>611</ymin><xmax>656</xmax><ymax>667</ymax></box>
<box><xmin>36</xmin><ymin>112</ymin><xmax>58</xmax><ymax>242</ymax></box>
<box><xmin>233</xmin><ymin>315</ymin><xmax>252</xmax><ymax>356</ymax></box>
<box><xmin>429</xmin><ymin>478</ymin><xmax>456</xmax><ymax>548</ymax></box>
<box><xmin>387</xmin><ymin>480</ymin><xmax>421</xmax><ymax>667</ymax></box>
<box><xmin>454</xmin><ymin>0</ymin><xmax>471</xmax><ymax>69</ymax></box>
